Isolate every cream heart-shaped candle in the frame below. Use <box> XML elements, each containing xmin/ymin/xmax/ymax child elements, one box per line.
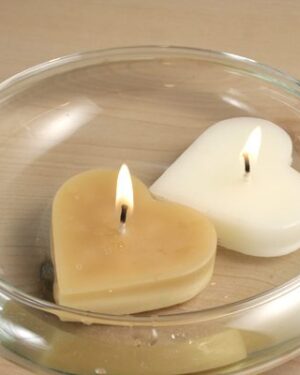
<box><xmin>52</xmin><ymin>168</ymin><xmax>216</xmax><ymax>315</ymax></box>
<box><xmin>151</xmin><ymin>117</ymin><xmax>300</xmax><ymax>257</ymax></box>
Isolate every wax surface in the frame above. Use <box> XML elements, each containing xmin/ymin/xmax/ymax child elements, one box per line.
<box><xmin>151</xmin><ymin>117</ymin><xmax>300</xmax><ymax>257</ymax></box>
<box><xmin>52</xmin><ymin>170</ymin><xmax>216</xmax><ymax>314</ymax></box>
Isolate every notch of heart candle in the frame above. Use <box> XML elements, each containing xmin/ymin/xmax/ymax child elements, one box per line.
<box><xmin>241</xmin><ymin>126</ymin><xmax>262</xmax><ymax>174</ymax></box>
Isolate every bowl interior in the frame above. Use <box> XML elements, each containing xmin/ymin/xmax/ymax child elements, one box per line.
<box><xmin>0</xmin><ymin>48</ymin><xmax>300</xmax><ymax>316</ymax></box>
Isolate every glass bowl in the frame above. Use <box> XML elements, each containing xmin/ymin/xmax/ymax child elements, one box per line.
<box><xmin>0</xmin><ymin>46</ymin><xmax>300</xmax><ymax>375</ymax></box>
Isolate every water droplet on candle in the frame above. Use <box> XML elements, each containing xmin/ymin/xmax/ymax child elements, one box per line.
<box><xmin>149</xmin><ymin>328</ymin><xmax>158</xmax><ymax>345</ymax></box>
<box><xmin>164</xmin><ymin>83</ymin><xmax>175</xmax><ymax>88</ymax></box>
<box><xmin>76</xmin><ymin>264</ymin><xmax>82</xmax><ymax>271</ymax></box>
<box><xmin>94</xmin><ymin>368</ymin><xmax>107</xmax><ymax>375</ymax></box>
<box><xmin>210</xmin><ymin>281</ymin><xmax>216</xmax><ymax>286</ymax></box>
<box><xmin>171</xmin><ymin>333</ymin><xmax>176</xmax><ymax>340</ymax></box>
<box><xmin>134</xmin><ymin>338</ymin><xmax>142</xmax><ymax>347</ymax></box>
<box><xmin>151</xmin><ymin>328</ymin><xmax>158</xmax><ymax>338</ymax></box>
<box><xmin>188</xmin><ymin>339</ymin><xmax>193</xmax><ymax>345</ymax></box>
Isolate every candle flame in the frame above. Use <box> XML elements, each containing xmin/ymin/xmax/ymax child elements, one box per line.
<box><xmin>241</xmin><ymin>126</ymin><xmax>262</xmax><ymax>163</ymax></box>
<box><xmin>116</xmin><ymin>164</ymin><xmax>134</xmax><ymax>212</ymax></box>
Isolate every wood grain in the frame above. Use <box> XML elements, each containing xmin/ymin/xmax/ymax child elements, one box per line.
<box><xmin>0</xmin><ymin>1</ymin><xmax>300</xmax><ymax>374</ymax></box>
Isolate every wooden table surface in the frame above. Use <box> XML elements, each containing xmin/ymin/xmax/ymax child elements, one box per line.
<box><xmin>0</xmin><ymin>0</ymin><xmax>300</xmax><ymax>373</ymax></box>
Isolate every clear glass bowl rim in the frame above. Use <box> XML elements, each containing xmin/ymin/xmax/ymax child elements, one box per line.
<box><xmin>1</xmin><ymin>45</ymin><xmax>300</xmax><ymax>327</ymax></box>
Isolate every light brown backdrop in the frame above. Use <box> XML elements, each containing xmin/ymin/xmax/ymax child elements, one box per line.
<box><xmin>0</xmin><ymin>0</ymin><xmax>300</xmax><ymax>374</ymax></box>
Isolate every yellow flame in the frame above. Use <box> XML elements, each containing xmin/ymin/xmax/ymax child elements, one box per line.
<box><xmin>241</xmin><ymin>126</ymin><xmax>262</xmax><ymax>163</ymax></box>
<box><xmin>116</xmin><ymin>164</ymin><xmax>134</xmax><ymax>211</ymax></box>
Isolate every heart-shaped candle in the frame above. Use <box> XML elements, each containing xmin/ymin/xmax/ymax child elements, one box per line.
<box><xmin>151</xmin><ymin>117</ymin><xmax>300</xmax><ymax>257</ymax></box>
<box><xmin>52</xmin><ymin>166</ymin><xmax>216</xmax><ymax>315</ymax></box>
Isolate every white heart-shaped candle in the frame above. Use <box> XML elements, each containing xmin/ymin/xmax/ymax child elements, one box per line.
<box><xmin>151</xmin><ymin>117</ymin><xmax>300</xmax><ymax>257</ymax></box>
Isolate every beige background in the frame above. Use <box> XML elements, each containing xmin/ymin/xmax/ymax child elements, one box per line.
<box><xmin>0</xmin><ymin>0</ymin><xmax>300</xmax><ymax>374</ymax></box>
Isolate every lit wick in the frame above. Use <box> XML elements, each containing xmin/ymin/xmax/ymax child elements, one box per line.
<box><xmin>243</xmin><ymin>153</ymin><xmax>251</xmax><ymax>175</ymax></box>
<box><xmin>241</xmin><ymin>126</ymin><xmax>262</xmax><ymax>179</ymax></box>
<box><xmin>120</xmin><ymin>204</ymin><xmax>128</xmax><ymax>224</ymax></box>
<box><xmin>119</xmin><ymin>204</ymin><xmax>128</xmax><ymax>235</ymax></box>
<box><xmin>116</xmin><ymin>164</ymin><xmax>134</xmax><ymax>234</ymax></box>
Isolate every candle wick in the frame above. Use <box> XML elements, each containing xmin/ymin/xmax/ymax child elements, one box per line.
<box><xmin>119</xmin><ymin>205</ymin><xmax>128</xmax><ymax>235</ymax></box>
<box><xmin>243</xmin><ymin>153</ymin><xmax>250</xmax><ymax>175</ymax></box>
<box><xmin>120</xmin><ymin>204</ymin><xmax>128</xmax><ymax>224</ymax></box>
